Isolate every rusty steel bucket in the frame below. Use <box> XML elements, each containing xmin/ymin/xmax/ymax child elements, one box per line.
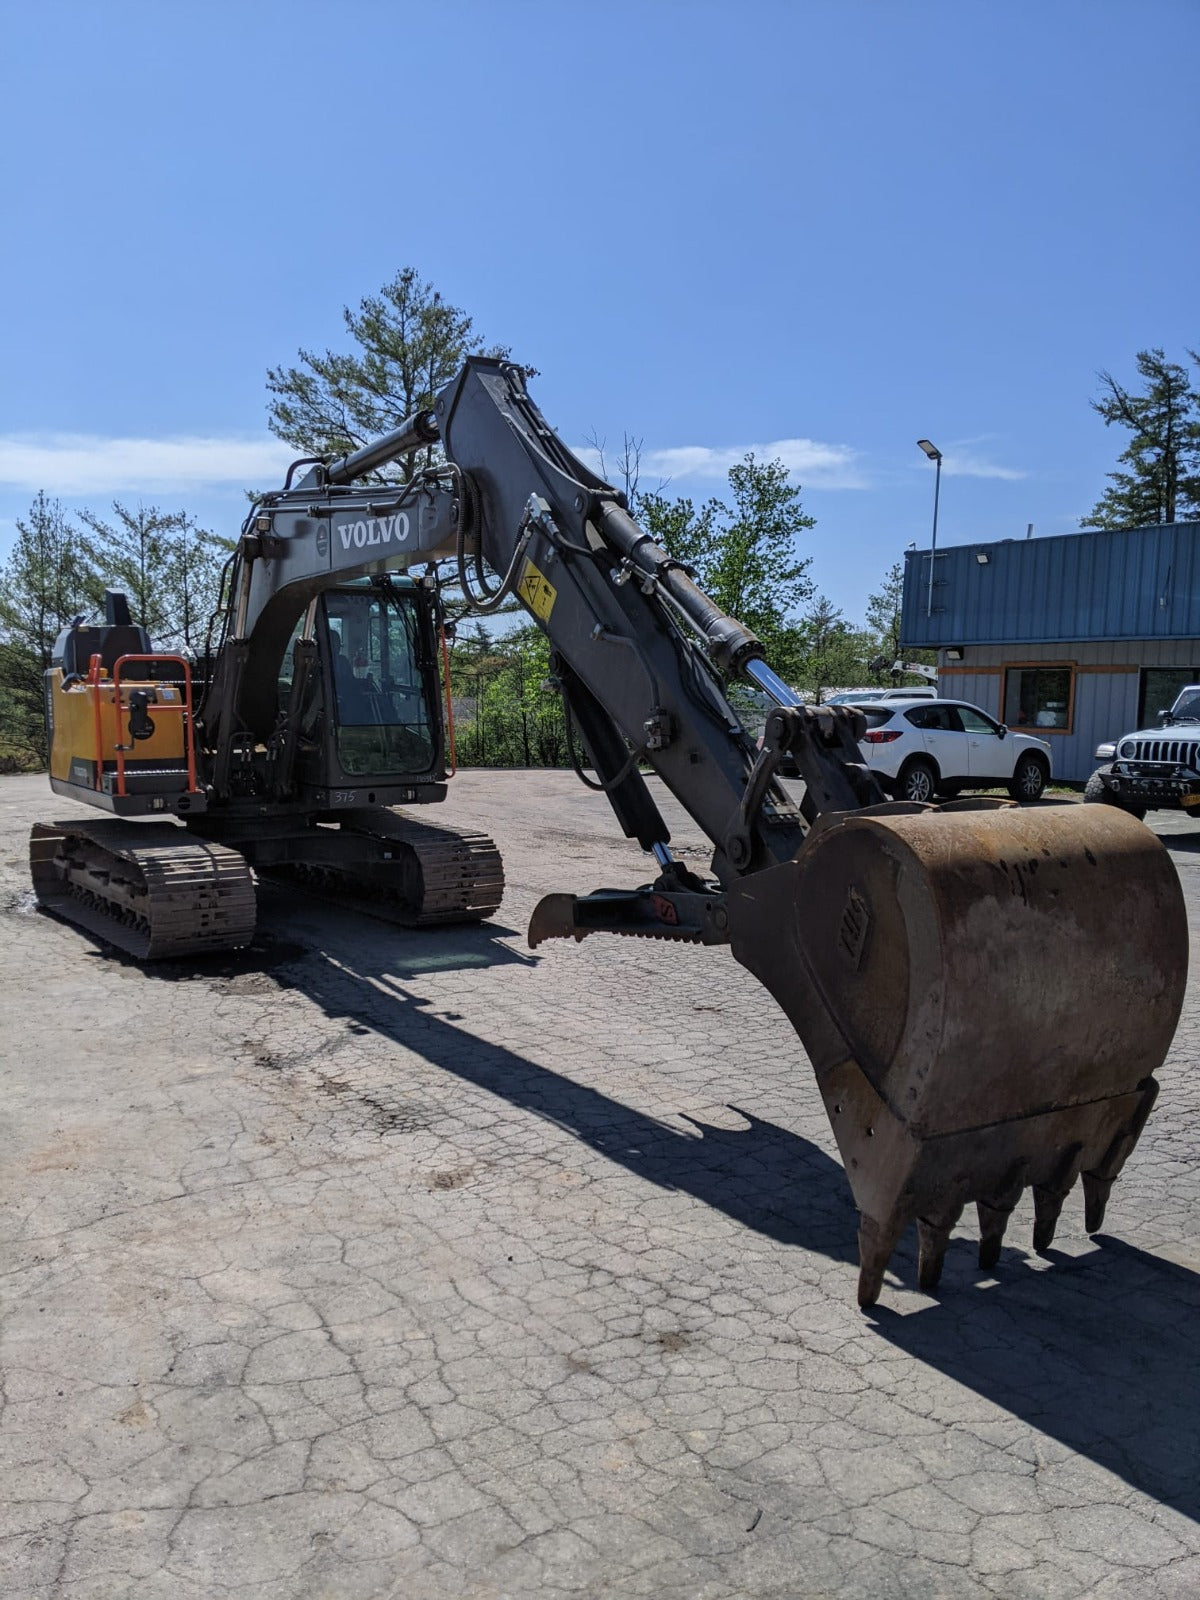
<box><xmin>725</xmin><ymin>802</ymin><xmax>1188</xmax><ymax>1306</ymax></box>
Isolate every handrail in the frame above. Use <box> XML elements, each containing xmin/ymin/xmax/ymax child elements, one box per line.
<box><xmin>88</xmin><ymin>653</ymin><xmax>105</xmax><ymax>790</ymax></box>
<box><xmin>110</xmin><ymin>654</ymin><xmax>200</xmax><ymax>797</ymax></box>
<box><xmin>439</xmin><ymin>624</ymin><xmax>457</xmax><ymax>778</ymax></box>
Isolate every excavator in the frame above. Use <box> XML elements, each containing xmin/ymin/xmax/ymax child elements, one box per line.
<box><xmin>31</xmin><ymin>358</ymin><xmax>1188</xmax><ymax>1306</ymax></box>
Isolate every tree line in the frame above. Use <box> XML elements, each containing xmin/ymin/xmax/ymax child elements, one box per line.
<box><xmin>442</xmin><ymin>554</ymin><xmax>915</xmax><ymax>770</ymax></box>
<box><xmin>2</xmin><ymin>265</ymin><xmax>1193</xmax><ymax>772</ymax></box>
<box><xmin>0</xmin><ymin>497</ymin><xmax>228</xmax><ymax>769</ymax></box>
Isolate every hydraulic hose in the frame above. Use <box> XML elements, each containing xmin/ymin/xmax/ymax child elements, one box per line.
<box><xmin>452</xmin><ymin>468</ymin><xmax>535</xmax><ymax>614</ymax></box>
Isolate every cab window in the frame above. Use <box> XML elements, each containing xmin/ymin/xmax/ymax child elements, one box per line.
<box><xmin>324</xmin><ymin>588</ymin><xmax>436</xmax><ymax>776</ymax></box>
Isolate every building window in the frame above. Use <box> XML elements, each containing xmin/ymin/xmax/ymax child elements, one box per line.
<box><xmin>1004</xmin><ymin>666</ymin><xmax>1073</xmax><ymax>731</ymax></box>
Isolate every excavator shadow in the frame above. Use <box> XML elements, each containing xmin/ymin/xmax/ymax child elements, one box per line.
<box><xmin>1156</xmin><ymin>830</ymin><xmax>1200</xmax><ymax>856</ymax></box>
<box><xmin>869</xmin><ymin>1235</ymin><xmax>1200</xmax><ymax>1521</ymax></box>
<box><xmin>66</xmin><ymin>877</ymin><xmax>536</xmax><ymax>981</ymax></box>
<box><xmin>271</xmin><ymin>939</ymin><xmax>861</xmax><ymax>1263</ymax></box>
<box><xmin>75</xmin><ymin>881</ymin><xmax>1199</xmax><ymax>1520</ymax></box>
<box><xmin>254</xmin><ymin>877</ymin><xmax>537</xmax><ymax>976</ymax></box>
<box><xmin>276</xmin><ymin>940</ymin><xmax>1200</xmax><ymax>1522</ymax></box>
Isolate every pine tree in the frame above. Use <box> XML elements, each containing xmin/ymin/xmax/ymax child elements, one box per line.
<box><xmin>794</xmin><ymin>594</ymin><xmax>869</xmax><ymax>703</ymax></box>
<box><xmin>0</xmin><ymin>494</ymin><xmax>96</xmax><ymax>766</ymax></box>
<box><xmin>865</xmin><ymin>561</ymin><xmax>935</xmax><ymax>681</ymax></box>
<box><xmin>1084</xmin><ymin>349</ymin><xmax>1200</xmax><ymax>528</ymax></box>
<box><xmin>78</xmin><ymin>503</ymin><xmax>229</xmax><ymax>648</ymax></box>
<box><xmin>266</xmin><ymin>267</ymin><xmax>507</xmax><ymax>483</ymax></box>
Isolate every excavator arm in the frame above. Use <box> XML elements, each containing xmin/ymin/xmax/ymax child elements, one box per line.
<box><xmin>237</xmin><ymin>358</ymin><xmax>1189</xmax><ymax>1307</ymax></box>
<box><xmin>435</xmin><ymin>359</ymin><xmax>1187</xmax><ymax>1305</ymax></box>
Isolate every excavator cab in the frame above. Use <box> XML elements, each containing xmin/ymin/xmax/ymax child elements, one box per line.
<box><xmin>280</xmin><ymin>580</ymin><xmax>446</xmax><ymax>793</ymax></box>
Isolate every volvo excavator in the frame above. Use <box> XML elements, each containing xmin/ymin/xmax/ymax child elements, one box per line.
<box><xmin>31</xmin><ymin>358</ymin><xmax>1188</xmax><ymax>1305</ymax></box>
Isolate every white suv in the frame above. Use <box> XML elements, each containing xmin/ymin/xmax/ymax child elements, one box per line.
<box><xmin>827</xmin><ymin>686</ymin><xmax>937</xmax><ymax>704</ymax></box>
<box><xmin>856</xmin><ymin>698</ymin><xmax>1053</xmax><ymax>802</ymax></box>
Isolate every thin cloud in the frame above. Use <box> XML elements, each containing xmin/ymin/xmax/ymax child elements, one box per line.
<box><xmin>577</xmin><ymin>437</ymin><xmax>866</xmax><ymax>490</ymax></box>
<box><xmin>936</xmin><ymin>439</ymin><xmax>1026</xmax><ymax>481</ymax></box>
<box><xmin>0</xmin><ymin>428</ymin><xmax>873</xmax><ymax>499</ymax></box>
<box><xmin>0</xmin><ymin>433</ymin><xmax>297</xmax><ymax>494</ymax></box>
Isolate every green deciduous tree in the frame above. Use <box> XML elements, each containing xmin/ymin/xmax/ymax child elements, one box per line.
<box><xmin>447</xmin><ymin>620</ymin><xmax>567</xmax><ymax>767</ymax></box>
<box><xmin>266</xmin><ymin>267</ymin><xmax>507</xmax><ymax>483</ymax></box>
<box><xmin>0</xmin><ymin>493</ymin><xmax>230</xmax><ymax>769</ymax></box>
<box><xmin>1084</xmin><ymin>348</ymin><xmax>1200</xmax><ymax>528</ymax></box>
<box><xmin>640</xmin><ymin>453</ymin><xmax>815</xmax><ymax>669</ymax></box>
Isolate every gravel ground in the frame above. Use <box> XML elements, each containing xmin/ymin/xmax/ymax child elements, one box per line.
<box><xmin>2</xmin><ymin>770</ymin><xmax>1199</xmax><ymax>1600</ymax></box>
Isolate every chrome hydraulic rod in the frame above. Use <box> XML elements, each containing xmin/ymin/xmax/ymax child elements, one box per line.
<box><xmin>744</xmin><ymin>657</ymin><xmax>803</xmax><ymax>708</ymax></box>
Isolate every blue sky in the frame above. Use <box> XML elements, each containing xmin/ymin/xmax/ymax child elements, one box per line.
<box><xmin>1</xmin><ymin>0</ymin><xmax>1196</xmax><ymax>623</ymax></box>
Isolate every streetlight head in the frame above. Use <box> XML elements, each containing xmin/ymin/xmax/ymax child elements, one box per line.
<box><xmin>917</xmin><ymin>439</ymin><xmax>942</xmax><ymax>461</ymax></box>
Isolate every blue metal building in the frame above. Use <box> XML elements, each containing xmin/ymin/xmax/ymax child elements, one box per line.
<box><xmin>899</xmin><ymin>520</ymin><xmax>1200</xmax><ymax>782</ymax></box>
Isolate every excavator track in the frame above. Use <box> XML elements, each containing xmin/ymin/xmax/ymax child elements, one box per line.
<box><xmin>30</xmin><ymin>820</ymin><xmax>256</xmax><ymax>960</ymax></box>
<box><xmin>265</xmin><ymin>811</ymin><xmax>504</xmax><ymax>928</ymax></box>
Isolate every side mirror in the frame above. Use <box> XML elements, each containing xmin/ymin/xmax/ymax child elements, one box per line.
<box><xmin>1158</xmin><ymin>709</ymin><xmax>1173</xmax><ymax>726</ymax></box>
<box><xmin>997</xmin><ymin>724</ymin><xmax>1007</xmax><ymax>738</ymax></box>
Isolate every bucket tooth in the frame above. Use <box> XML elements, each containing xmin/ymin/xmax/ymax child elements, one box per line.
<box><xmin>977</xmin><ymin>1201</ymin><xmax>1014</xmax><ymax>1272</ymax></box>
<box><xmin>1082</xmin><ymin>1171</ymin><xmax>1115</xmax><ymax>1233</ymax></box>
<box><xmin>1080</xmin><ymin>1093</ymin><xmax>1158</xmax><ymax>1236</ymax></box>
<box><xmin>1032</xmin><ymin>1186</ymin><xmax>1067</xmax><ymax>1252</ymax></box>
<box><xmin>857</xmin><ymin>1213</ymin><xmax>906</xmax><ymax>1309</ymax></box>
<box><xmin>1032</xmin><ymin>1142</ymin><xmax>1085</xmax><ymax>1252</ymax></box>
<box><xmin>917</xmin><ymin>1201</ymin><xmax>965</xmax><ymax>1292</ymax></box>
<box><xmin>976</xmin><ymin>1162</ymin><xmax>1027</xmax><ymax>1271</ymax></box>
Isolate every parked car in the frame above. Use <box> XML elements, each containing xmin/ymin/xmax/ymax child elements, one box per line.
<box><xmin>855</xmin><ymin>698</ymin><xmax>1052</xmax><ymax>802</ymax></box>
<box><xmin>1085</xmin><ymin>683</ymin><xmax>1200</xmax><ymax>820</ymax></box>
<box><xmin>826</xmin><ymin>686</ymin><xmax>937</xmax><ymax>704</ymax></box>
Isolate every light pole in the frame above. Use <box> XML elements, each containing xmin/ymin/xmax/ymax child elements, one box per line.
<box><xmin>917</xmin><ymin>439</ymin><xmax>942</xmax><ymax>617</ymax></box>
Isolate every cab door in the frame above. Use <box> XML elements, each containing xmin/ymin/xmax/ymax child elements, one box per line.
<box><xmin>959</xmin><ymin>704</ymin><xmax>1011</xmax><ymax>781</ymax></box>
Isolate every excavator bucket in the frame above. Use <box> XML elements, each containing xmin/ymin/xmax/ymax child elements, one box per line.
<box><xmin>724</xmin><ymin>801</ymin><xmax>1187</xmax><ymax>1306</ymax></box>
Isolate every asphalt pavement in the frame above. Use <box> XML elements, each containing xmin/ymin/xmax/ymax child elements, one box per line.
<box><xmin>2</xmin><ymin>771</ymin><xmax>1199</xmax><ymax>1600</ymax></box>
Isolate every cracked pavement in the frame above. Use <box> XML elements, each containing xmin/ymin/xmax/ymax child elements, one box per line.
<box><xmin>2</xmin><ymin>770</ymin><xmax>1199</xmax><ymax>1599</ymax></box>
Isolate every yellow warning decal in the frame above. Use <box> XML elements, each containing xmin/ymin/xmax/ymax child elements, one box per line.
<box><xmin>517</xmin><ymin>558</ymin><xmax>557</xmax><ymax>622</ymax></box>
